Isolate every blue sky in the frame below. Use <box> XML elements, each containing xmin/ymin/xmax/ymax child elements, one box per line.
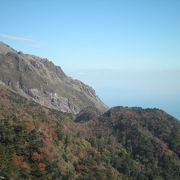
<box><xmin>1</xmin><ymin>0</ymin><xmax>180</xmax><ymax>118</ymax></box>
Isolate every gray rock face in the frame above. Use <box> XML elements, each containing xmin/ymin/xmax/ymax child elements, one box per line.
<box><xmin>0</xmin><ymin>42</ymin><xmax>107</xmax><ymax>114</ymax></box>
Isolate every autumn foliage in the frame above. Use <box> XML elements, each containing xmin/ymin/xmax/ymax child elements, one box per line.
<box><xmin>15</xmin><ymin>155</ymin><xmax>29</xmax><ymax>169</ymax></box>
<box><xmin>39</xmin><ymin>147</ymin><xmax>48</xmax><ymax>154</ymax></box>
<box><xmin>38</xmin><ymin>163</ymin><xmax>46</xmax><ymax>171</ymax></box>
<box><xmin>1</xmin><ymin>86</ymin><xmax>180</xmax><ymax>180</ymax></box>
<box><xmin>32</xmin><ymin>152</ymin><xmax>41</xmax><ymax>162</ymax></box>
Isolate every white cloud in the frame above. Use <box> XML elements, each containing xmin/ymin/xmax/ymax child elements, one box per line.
<box><xmin>0</xmin><ymin>33</ymin><xmax>35</xmax><ymax>42</ymax></box>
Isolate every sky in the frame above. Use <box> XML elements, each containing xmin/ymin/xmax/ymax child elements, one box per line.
<box><xmin>0</xmin><ymin>0</ymin><xmax>180</xmax><ymax>119</ymax></box>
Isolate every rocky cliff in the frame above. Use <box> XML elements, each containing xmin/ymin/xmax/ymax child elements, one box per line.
<box><xmin>0</xmin><ymin>42</ymin><xmax>107</xmax><ymax>114</ymax></box>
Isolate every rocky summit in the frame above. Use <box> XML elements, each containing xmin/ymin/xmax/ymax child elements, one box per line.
<box><xmin>0</xmin><ymin>42</ymin><xmax>107</xmax><ymax>114</ymax></box>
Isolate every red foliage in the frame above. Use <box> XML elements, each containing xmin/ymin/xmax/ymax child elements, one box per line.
<box><xmin>38</xmin><ymin>163</ymin><xmax>46</xmax><ymax>171</ymax></box>
<box><xmin>32</xmin><ymin>152</ymin><xmax>41</xmax><ymax>162</ymax></box>
<box><xmin>15</xmin><ymin>155</ymin><xmax>29</xmax><ymax>169</ymax></box>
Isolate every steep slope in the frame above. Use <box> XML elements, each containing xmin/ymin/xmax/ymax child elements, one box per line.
<box><xmin>75</xmin><ymin>106</ymin><xmax>101</xmax><ymax>122</ymax></box>
<box><xmin>90</xmin><ymin>107</ymin><xmax>180</xmax><ymax>179</ymax></box>
<box><xmin>0</xmin><ymin>84</ymin><xmax>180</xmax><ymax>179</ymax></box>
<box><xmin>0</xmin><ymin>42</ymin><xmax>107</xmax><ymax>114</ymax></box>
<box><xmin>102</xmin><ymin>107</ymin><xmax>180</xmax><ymax>157</ymax></box>
<box><xmin>0</xmin><ymin>42</ymin><xmax>180</xmax><ymax>180</ymax></box>
<box><xmin>0</xmin><ymin>84</ymin><xmax>125</xmax><ymax>179</ymax></box>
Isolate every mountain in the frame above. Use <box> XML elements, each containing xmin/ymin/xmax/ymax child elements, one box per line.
<box><xmin>0</xmin><ymin>42</ymin><xmax>107</xmax><ymax>114</ymax></box>
<box><xmin>0</xmin><ymin>43</ymin><xmax>180</xmax><ymax>180</ymax></box>
<box><xmin>0</xmin><ymin>84</ymin><xmax>180</xmax><ymax>179</ymax></box>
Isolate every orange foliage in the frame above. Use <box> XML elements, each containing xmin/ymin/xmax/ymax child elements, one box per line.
<box><xmin>15</xmin><ymin>155</ymin><xmax>29</xmax><ymax>169</ymax></box>
<box><xmin>42</xmin><ymin>132</ymin><xmax>49</xmax><ymax>141</ymax></box>
<box><xmin>39</xmin><ymin>147</ymin><xmax>49</xmax><ymax>154</ymax></box>
<box><xmin>32</xmin><ymin>152</ymin><xmax>41</xmax><ymax>162</ymax></box>
<box><xmin>38</xmin><ymin>163</ymin><xmax>46</xmax><ymax>171</ymax></box>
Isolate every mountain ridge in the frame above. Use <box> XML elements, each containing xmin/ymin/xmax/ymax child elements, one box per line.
<box><xmin>0</xmin><ymin>42</ymin><xmax>180</xmax><ymax>179</ymax></box>
<box><xmin>0</xmin><ymin>83</ymin><xmax>179</xmax><ymax>179</ymax></box>
<box><xmin>0</xmin><ymin>42</ymin><xmax>107</xmax><ymax>114</ymax></box>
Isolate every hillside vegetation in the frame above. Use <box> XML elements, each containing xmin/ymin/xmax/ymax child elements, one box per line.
<box><xmin>0</xmin><ymin>85</ymin><xmax>180</xmax><ymax>180</ymax></box>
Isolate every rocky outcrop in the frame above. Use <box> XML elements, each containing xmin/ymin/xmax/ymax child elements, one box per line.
<box><xmin>0</xmin><ymin>42</ymin><xmax>107</xmax><ymax>114</ymax></box>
